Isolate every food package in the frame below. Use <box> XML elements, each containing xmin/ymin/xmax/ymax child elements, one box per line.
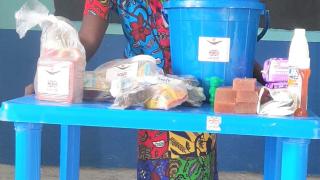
<box><xmin>95</xmin><ymin>55</ymin><xmax>163</xmax><ymax>87</ymax></box>
<box><xmin>145</xmin><ymin>83</ymin><xmax>188</xmax><ymax>110</ymax></box>
<box><xmin>15</xmin><ymin>0</ymin><xmax>86</xmax><ymax>103</ymax></box>
<box><xmin>83</xmin><ymin>55</ymin><xmax>161</xmax><ymax>102</ymax></box>
<box><xmin>112</xmin><ymin>85</ymin><xmax>153</xmax><ymax>109</ymax></box>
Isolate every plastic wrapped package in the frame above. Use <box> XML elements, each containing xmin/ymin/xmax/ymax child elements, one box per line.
<box><xmin>112</xmin><ymin>86</ymin><xmax>153</xmax><ymax>109</ymax></box>
<box><xmin>84</xmin><ymin>71</ymin><xmax>110</xmax><ymax>92</ymax></box>
<box><xmin>83</xmin><ymin>71</ymin><xmax>112</xmax><ymax>101</ymax></box>
<box><xmin>145</xmin><ymin>83</ymin><xmax>188</xmax><ymax>110</ymax></box>
<box><xmin>35</xmin><ymin>48</ymin><xmax>85</xmax><ymax>103</ymax></box>
<box><xmin>166</xmin><ymin>74</ymin><xmax>200</xmax><ymax>87</ymax></box>
<box><xmin>184</xmin><ymin>86</ymin><xmax>206</xmax><ymax>107</ymax></box>
<box><xmin>145</xmin><ymin>75</ymin><xmax>205</xmax><ymax>107</ymax></box>
<box><xmin>95</xmin><ymin>55</ymin><xmax>163</xmax><ymax>85</ymax></box>
<box><xmin>15</xmin><ymin>0</ymin><xmax>86</xmax><ymax>103</ymax></box>
<box><xmin>83</xmin><ymin>55</ymin><xmax>161</xmax><ymax>102</ymax></box>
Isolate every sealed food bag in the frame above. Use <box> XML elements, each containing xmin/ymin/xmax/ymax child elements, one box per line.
<box><xmin>95</xmin><ymin>55</ymin><xmax>163</xmax><ymax>88</ymax></box>
<box><xmin>145</xmin><ymin>84</ymin><xmax>188</xmax><ymax>110</ymax></box>
<box><xmin>143</xmin><ymin>76</ymin><xmax>188</xmax><ymax>110</ymax></box>
<box><xmin>15</xmin><ymin>0</ymin><xmax>86</xmax><ymax>103</ymax></box>
<box><xmin>112</xmin><ymin>85</ymin><xmax>153</xmax><ymax>109</ymax></box>
<box><xmin>83</xmin><ymin>71</ymin><xmax>112</xmax><ymax>101</ymax></box>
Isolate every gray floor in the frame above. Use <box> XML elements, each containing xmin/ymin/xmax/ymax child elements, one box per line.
<box><xmin>0</xmin><ymin>164</ymin><xmax>319</xmax><ymax>180</ymax></box>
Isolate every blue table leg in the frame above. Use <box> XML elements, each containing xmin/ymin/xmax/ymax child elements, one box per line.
<box><xmin>280</xmin><ymin>138</ymin><xmax>310</xmax><ymax>180</ymax></box>
<box><xmin>14</xmin><ymin>123</ymin><xmax>42</xmax><ymax>180</ymax></box>
<box><xmin>264</xmin><ymin>137</ymin><xmax>282</xmax><ymax>180</ymax></box>
<box><xmin>60</xmin><ymin>125</ymin><xmax>80</xmax><ymax>180</ymax></box>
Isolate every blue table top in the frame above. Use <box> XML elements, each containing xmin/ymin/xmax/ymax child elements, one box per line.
<box><xmin>1</xmin><ymin>95</ymin><xmax>320</xmax><ymax>139</ymax></box>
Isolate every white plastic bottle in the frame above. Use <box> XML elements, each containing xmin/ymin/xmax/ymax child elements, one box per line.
<box><xmin>287</xmin><ymin>29</ymin><xmax>311</xmax><ymax>117</ymax></box>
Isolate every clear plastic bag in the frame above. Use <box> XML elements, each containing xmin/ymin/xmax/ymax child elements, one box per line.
<box><xmin>144</xmin><ymin>83</ymin><xmax>188</xmax><ymax>110</ymax></box>
<box><xmin>95</xmin><ymin>55</ymin><xmax>163</xmax><ymax>86</ymax></box>
<box><xmin>16</xmin><ymin>0</ymin><xmax>86</xmax><ymax>103</ymax></box>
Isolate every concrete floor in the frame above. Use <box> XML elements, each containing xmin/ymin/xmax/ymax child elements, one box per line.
<box><xmin>0</xmin><ymin>164</ymin><xmax>319</xmax><ymax>180</ymax></box>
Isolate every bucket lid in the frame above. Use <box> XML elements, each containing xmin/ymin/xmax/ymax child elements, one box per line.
<box><xmin>164</xmin><ymin>0</ymin><xmax>265</xmax><ymax>10</ymax></box>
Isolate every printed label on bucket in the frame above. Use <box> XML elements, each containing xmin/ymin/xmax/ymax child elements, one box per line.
<box><xmin>198</xmin><ymin>37</ymin><xmax>230</xmax><ymax>62</ymax></box>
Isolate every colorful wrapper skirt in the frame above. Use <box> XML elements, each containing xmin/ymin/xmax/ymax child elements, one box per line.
<box><xmin>138</xmin><ymin>130</ymin><xmax>218</xmax><ymax>180</ymax></box>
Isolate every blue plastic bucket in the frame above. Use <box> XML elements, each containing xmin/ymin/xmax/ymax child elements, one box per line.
<box><xmin>164</xmin><ymin>0</ymin><xmax>267</xmax><ymax>97</ymax></box>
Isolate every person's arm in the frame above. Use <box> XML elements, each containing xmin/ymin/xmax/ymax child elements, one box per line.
<box><xmin>79</xmin><ymin>0</ymin><xmax>111</xmax><ymax>60</ymax></box>
<box><xmin>79</xmin><ymin>14</ymin><xmax>109</xmax><ymax>60</ymax></box>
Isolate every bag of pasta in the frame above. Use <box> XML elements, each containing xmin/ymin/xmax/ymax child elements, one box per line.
<box><xmin>16</xmin><ymin>0</ymin><xmax>86</xmax><ymax>103</ymax></box>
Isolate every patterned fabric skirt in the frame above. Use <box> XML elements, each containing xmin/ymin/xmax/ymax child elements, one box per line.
<box><xmin>137</xmin><ymin>130</ymin><xmax>218</xmax><ymax>180</ymax></box>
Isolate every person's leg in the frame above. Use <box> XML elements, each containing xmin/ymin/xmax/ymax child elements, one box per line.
<box><xmin>137</xmin><ymin>130</ymin><xmax>218</xmax><ymax>179</ymax></box>
<box><xmin>137</xmin><ymin>130</ymin><xmax>169</xmax><ymax>179</ymax></box>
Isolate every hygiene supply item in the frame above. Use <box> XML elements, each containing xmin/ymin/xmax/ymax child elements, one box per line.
<box><xmin>213</xmin><ymin>87</ymin><xmax>236</xmax><ymax>113</ymax></box>
<box><xmin>232</xmin><ymin>78</ymin><xmax>257</xmax><ymax>91</ymax></box>
<box><xmin>164</xmin><ymin>0</ymin><xmax>267</xmax><ymax>98</ymax></box>
<box><xmin>261</xmin><ymin>58</ymin><xmax>289</xmax><ymax>83</ymax></box>
<box><xmin>257</xmin><ymin>87</ymin><xmax>295</xmax><ymax>116</ymax></box>
<box><xmin>287</xmin><ymin>29</ymin><xmax>311</xmax><ymax>117</ymax></box>
<box><xmin>15</xmin><ymin>1</ymin><xmax>86</xmax><ymax>103</ymax></box>
<box><xmin>214</xmin><ymin>78</ymin><xmax>259</xmax><ymax>114</ymax></box>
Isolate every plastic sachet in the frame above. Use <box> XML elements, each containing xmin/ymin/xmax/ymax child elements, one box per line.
<box><xmin>15</xmin><ymin>0</ymin><xmax>86</xmax><ymax>103</ymax></box>
<box><xmin>257</xmin><ymin>87</ymin><xmax>295</xmax><ymax>116</ymax></box>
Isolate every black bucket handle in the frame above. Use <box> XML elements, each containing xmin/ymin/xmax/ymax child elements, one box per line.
<box><xmin>257</xmin><ymin>10</ymin><xmax>270</xmax><ymax>41</ymax></box>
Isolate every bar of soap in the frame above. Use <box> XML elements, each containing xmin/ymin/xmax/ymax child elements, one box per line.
<box><xmin>235</xmin><ymin>102</ymin><xmax>258</xmax><ymax>114</ymax></box>
<box><xmin>232</xmin><ymin>78</ymin><xmax>257</xmax><ymax>91</ymax></box>
<box><xmin>214</xmin><ymin>87</ymin><xmax>236</xmax><ymax>103</ymax></box>
<box><xmin>214</xmin><ymin>102</ymin><xmax>236</xmax><ymax>113</ymax></box>
<box><xmin>236</xmin><ymin>91</ymin><xmax>259</xmax><ymax>103</ymax></box>
<box><xmin>214</xmin><ymin>87</ymin><xmax>236</xmax><ymax>113</ymax></box>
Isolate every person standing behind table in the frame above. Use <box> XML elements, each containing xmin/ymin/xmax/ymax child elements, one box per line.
<box><xmin>79</xmin><ymin>0</ymin><xmax>218</xmax><ymax>179</ymax></box>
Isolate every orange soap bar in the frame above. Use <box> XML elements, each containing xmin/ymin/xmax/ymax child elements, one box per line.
<box><xmin>235</xmin><ymin>102</ymin><xmax>257</xmax><ymax>114</ymax></box>
<box><xmin>214</xmin><ymin>87</ymin><xmax>236</xmax><ymax>103</ymax></box>
<box><xmin>214</xmin><ymin>102</ymin><xmax>236</xmax><ymax>113</ymax></box>
<box><xmin>236</xmin><ymin>91</ymin><xmax>259</xmax><ymax>103</ymax></box>
<box><xmin>233</xmin><ymin>78</ymin><xmax>257</xmax><ymax>91</ymax></box>
<box><xmin>214</xmin><ymin>87</ymin><xmax>236</xmax><ymax>113</ymax></box>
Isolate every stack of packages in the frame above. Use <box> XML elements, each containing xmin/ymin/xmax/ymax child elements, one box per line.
<box><xmin>214</xmin><ymin>78</ymin><xmax>259</xmax><ymax>114</ymax></box>
<box><xmin>84</xmin><ymin>55</ymin><xmax>206</xmax><ymax>110</ymax></box>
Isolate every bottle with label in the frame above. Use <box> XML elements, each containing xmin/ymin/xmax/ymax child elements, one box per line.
<box><xmin>287</xmin><ymin>29</ymin><xmax>311</xmax><ymax>117</ymax></box>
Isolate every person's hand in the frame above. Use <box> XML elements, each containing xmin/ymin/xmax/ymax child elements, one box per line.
<box><xmin>253</xmin><ymin>61</ymin><xmax>266</xmax><ymax>85</ymax></box>
<box><xmin>25</xmin><ymin>83</ymin><xmax>34</xmax><ymax>95</ymax></box>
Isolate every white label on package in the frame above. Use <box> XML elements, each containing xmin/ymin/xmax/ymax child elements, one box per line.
<box><xmin>206</xmin><ymin>116</ymin><xmax>222</xmax><ymax>131</ymax></box>
<box><xmin>198</xmin><ymin>37</ymin><xmax>230</xmax><ymax>62</ymax></box>
<box><xmin>37</xmin><ymin>61</ymin><xmax>71</xmax><ymax>96</ymax></box>
<box><xmin>106</xmin><ymin>62</ymin><xmax>139</xmax><ymax>80</ymax></box>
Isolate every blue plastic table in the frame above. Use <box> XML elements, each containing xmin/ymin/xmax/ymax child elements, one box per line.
<box><xmin>0</xmin><ymin>95</ymin><xmax>319</xmax><ymax>180</ymax></box>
